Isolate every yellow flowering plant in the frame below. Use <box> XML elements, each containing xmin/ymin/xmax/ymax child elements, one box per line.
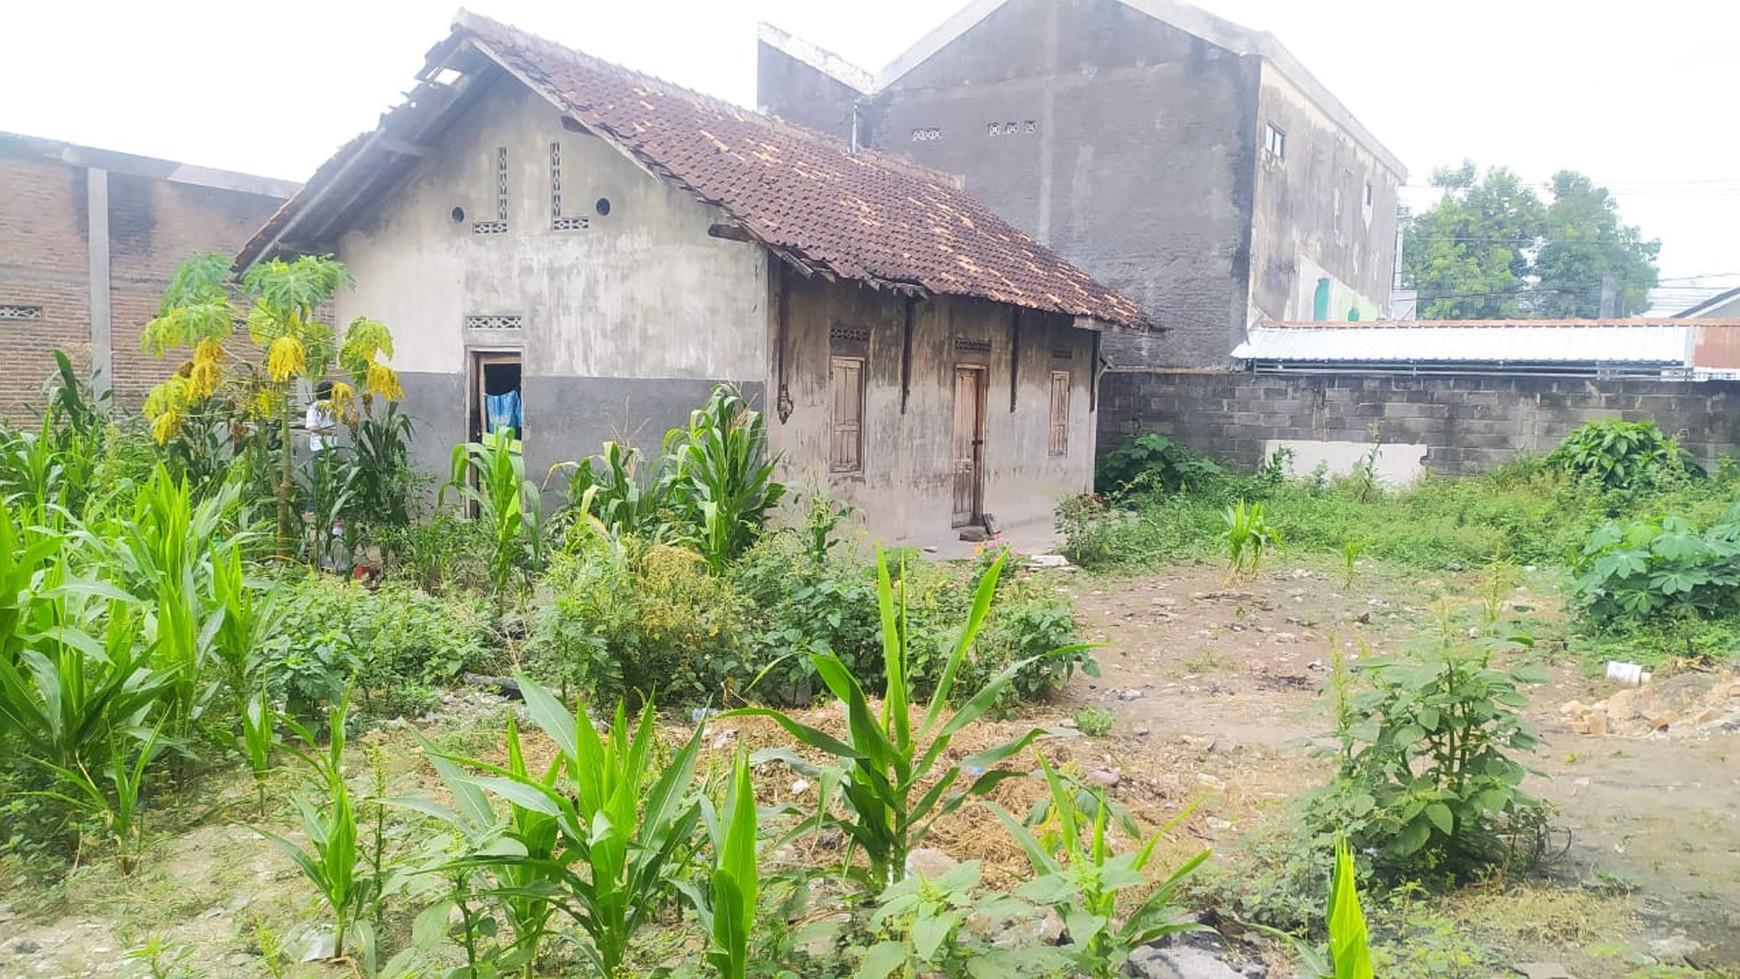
<box><xmin>142</xmin><ymin>252</ymin><xmax>406</xmax><ymax>556</ymax></box>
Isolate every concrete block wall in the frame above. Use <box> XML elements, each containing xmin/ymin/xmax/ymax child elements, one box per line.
<box><xmin>1100</xmin><ymin>369</ymin><xmax>1740</xmax><ymax>475</ymax></box>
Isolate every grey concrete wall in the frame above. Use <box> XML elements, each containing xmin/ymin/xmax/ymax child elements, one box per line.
<box><xmin>1248</xmin><ymin>64</ymin><xmax>1398</xmax><ymax>324</ymax></box>
<box><xmin>1100</xmin><ymin>369</ymin><xmax>1740</xmax><ymax>476</ymax></box>
<box><xmin>858</xmin><ymin>0</ymin><xmax>1257</xmax><ymax>369</ymax></box>
<box><xmin>397</xmin><ymin>371</ymin><xmax>471</xmax><ymax>486</ymax></box>
<box><xmin>768</xmin><ymin>275</ymin><xmax>1097</xmax><ymax>543</ymax></box>
<box><xmin>756</xmin><ymin>41</ymin><xmax>864</xmax><ymax>140</ymax></box>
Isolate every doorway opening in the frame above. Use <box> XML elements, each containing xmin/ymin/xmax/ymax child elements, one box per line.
<box><xmin>469</xmin><ymin>351</ymin><xmax>523</xmax><ymax>442</ymax></box>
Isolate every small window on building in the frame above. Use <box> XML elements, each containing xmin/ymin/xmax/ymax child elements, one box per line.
<box><xmin>1049</xmin><ymin>371</ymin><xmax>1071</xmax><ymax>457</ymax></box>
<box><xmin>1264</xmin><ymin>123</ymin><xmax>1286</xmax><ymax>160</ymax></box>
<box><xmin>830</xmin><ymin>356</ymin><xmax>865</xmax><ymax>473</ymax></box>
<box><xmin>1364</xmin><ymin>181</ymin><xmax>1374</xmax><ymax>207</ymax></box>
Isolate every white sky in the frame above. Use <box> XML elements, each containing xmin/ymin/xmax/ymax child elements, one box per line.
<box><xmin>4</xmin><ymin>0</ymin><xmax>1736</xmax><ymax>311</ymax></box>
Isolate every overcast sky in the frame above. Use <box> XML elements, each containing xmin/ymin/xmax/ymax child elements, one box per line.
<box><xmin>4</xmin><ymin>0</ymin><xmax>1735</xmax><ymax>311</ymax></box>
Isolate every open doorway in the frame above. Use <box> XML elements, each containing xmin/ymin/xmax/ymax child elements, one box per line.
<box><xmin>469</xmin><ymin>351</ymin><xmax>523</xmax><ymax>442</ymax></box>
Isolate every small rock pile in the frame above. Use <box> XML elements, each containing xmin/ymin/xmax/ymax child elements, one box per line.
<box><xmin>1562</xmin><ymin>672</ymin><xmax>1740</xmax><ymax>738</ymax></box>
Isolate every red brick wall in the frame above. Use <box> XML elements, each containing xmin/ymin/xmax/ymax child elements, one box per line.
<box><xmin>0</xmin><ymin>151</ymin><xmax>286</xmax><ymax>418</ymax></box>
<box><xmin>0</xmin><ymin>157</ymin><xmax>93</xmax><ymax>420</ymax></box>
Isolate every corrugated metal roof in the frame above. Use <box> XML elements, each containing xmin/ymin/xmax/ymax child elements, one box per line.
<box><xmin>1234</xmin><ymin>321</ymin><xmax>1707</xmax><ymax>364</ymax></box>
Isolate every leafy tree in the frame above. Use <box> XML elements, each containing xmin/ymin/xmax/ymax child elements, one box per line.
<box><xmin>1402</xmin><ymin>161</ymin><xmax>1660</xmax><ymax>319</ymax></box>
<box><xmin>1532</xmin><ymin>171</ymin><xmax>1661</xmax><ymax>317</ymax></box>
<box><xmin>1402</xmin><ymin>163</ymin><xmax>1544</xmax><ymax>319</ymax></box>
<box><xmin>142</xmin><ymin>253</ymin><xmax>404</xmax><ymax>556</ymax></box>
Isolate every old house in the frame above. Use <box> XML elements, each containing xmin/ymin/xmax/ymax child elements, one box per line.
<box><xmin>0</xmin><ymin>132</ymin><xmax>295</xmax><ymax>416</ymax></box>
<box><xmin>237</xmin><ymin>12</ymin><xmax>1154</xmax><ymax>543</ymax></box>
<box><xmin>758</xmin><ymin>0</ymin><xmax>1407</xmax><ymax>369</ymax></box>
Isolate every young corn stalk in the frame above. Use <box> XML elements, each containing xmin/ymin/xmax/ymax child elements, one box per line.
<box><xmin>677</xmin><ymin>740</ymin><xmax>760</xmax><ymax>979</ymax></box>
<box><xmin>729</xmin><ymin>548</ymin><xmax>1084</xmax><ymax>892</ymax></box>
<box><xmin>441</xmin><ymin>679</ymin><xmax>704</xmax><ymax>978</ymax></box>
<box><xmin>442</xmin><ymin>428</ymin><xmax>544</xmax><ymax>604</ymax></box>
<box><xmin>989</xmin><ymin>752</ymin><xmax>1210</xmax><ymax>978</ymax></box>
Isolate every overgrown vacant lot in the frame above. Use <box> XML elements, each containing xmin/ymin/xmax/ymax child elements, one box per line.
<box><xmin>4</xmin><ymin>281</ymin><xmax>1739</xmax><ymax>979</ymax></box>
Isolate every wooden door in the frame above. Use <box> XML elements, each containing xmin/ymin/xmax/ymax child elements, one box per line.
<box><xmin>952</xmin><ymin>366</ymin><xmax>986</xmax><ymax>527</ymax></box>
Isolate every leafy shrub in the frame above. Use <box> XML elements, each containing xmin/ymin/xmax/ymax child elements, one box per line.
<box><xmin>259</xmin><ymin>574</ymin><xmax>492</xmax><ymax>718</ymax></box>
<box><xmin>1570</xmin><ymin>507</ymin><xmax>1740</xmax><ymax>629</ymax></box>
<box><xmin>1548</xmin><ymin>419</ymin><xmax>1696</xmax><ymax>493</ymax></box>
<box><xmin>731</xmin><ymin>534</ymin><xmax>881</xmax><ymax>704</ymax></box>
<box><xmin>1095</xmin><ymin>431</ymin><xmax>1228</xmax><ymax>496</ymax></box>
<box><xmin>1308</xmin><ymin>638</ymin><xmax>1547</xmax><ymax>884</ymax></box>
<box><xmin>530</xmin><ymin>539</ymin><xmax>745</xmax><ymax>706</ymax></box>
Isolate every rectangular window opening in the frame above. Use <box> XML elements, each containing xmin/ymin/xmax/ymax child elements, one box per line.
<box><xmin>0</xmin><ymin>304</ymin><xmax>43</xmax><ymax>320</ymax></box>
<box><xmin>1364</xmin><ymin>181</ymin><xmax>1374</xmax><ymax>207</ymax></box>
<box><xmin>829</xmin><ymin>356</ymin><xmax>865</xmax><ymax>474</ymax></box>
<box><xmin>1049</xmin><ymin>370</ymin><xmax>1071</xmax><ymax>457</ymax></box>
<box><xmin>1264</xmin><ymin>123</ymin><xmax>1286</xmax><ymax>160</ymax></box>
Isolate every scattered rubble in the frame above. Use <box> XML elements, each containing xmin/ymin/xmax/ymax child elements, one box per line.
<box><xmin>1562</xmin><ymin>672</ymin><xmax>1740</xmax><ymax>738</ymax></box>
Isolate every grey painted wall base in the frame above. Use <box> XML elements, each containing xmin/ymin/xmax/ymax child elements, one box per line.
<box><xmin>395</xmin><ymin>370</ymin><xmax>764</xmax><ymax>503</ymax></box>
<box><xmin>520</xmin><ymin>375</ymin><xmax>764</xmax><ymax>493</ymax></box>
<box><xmin>1100</xmin><ymin>369</ymin><xmax>1740</xmax><ymax>476</ymax></box>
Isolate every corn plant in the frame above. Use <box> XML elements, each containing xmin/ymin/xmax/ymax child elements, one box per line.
<box><xmin>728</xmin><ymin>548</ymin><xmax>1075</xmax><ymax>892</ymax></box>
<box><xmin>675</xmin><ymin>740</ymin><xmax>759</xmax><ymax>979</ymax></box>
<box><xmin>667</xmin><ymin>386</ymin><xmax>785</xmax><ymax>573</ymax></box>
<box><xmin>440</xmin><ymin>678</ymin><xmax>704</xmax><ymax>978</ymax></box>
<box><xmin>399</xmin><ymin>720</ymin><xmax>563</xmax><ymax>977</ymax></box>
<box><xmin>442</xmin><ymin>428</ymin><xmax>545</xmax><ymax>601</ymax></box>
<box><xmin>37</xmin><ymin>719</ymin><xmax>164</xmax><ymax>874</ymax></box>
<box><xmin>1341</xmin><ymin>540</ymin><xmax>1369</xmax><ymax>588</ymax></box>
<box><xmin>555</xmin><ymin>440</ymin><xmax>672</xmax><ymax>541</ymax></box>
<box><xmin>1221</xmin><ymin>499</ymin><xmax>1280</xmax><ymax>582</ymax></box>
<box><xmin>241</xmin><ymin>684</ymin><xmax>276</xmax><ymax>816</ymax></box>
<box><xmin>1253</xmin><ymin>837</ymin><xmax>1375</xmax><ymax>979</ymax></box>
<box><xmin>258</xmin><ymin>699</ymin><xmax>373</xmax><ymax>961</ymax></box>
<box><xmin>989</xmin><ymin>753</ymin><xmax>1210</xmax><ymax>979</ymax></box>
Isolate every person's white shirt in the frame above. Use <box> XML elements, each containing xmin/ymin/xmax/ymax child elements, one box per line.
<box><xmin>305</xmin><ymin>401</ymin><xmax>337</xmax><ymax>453</ymax></box>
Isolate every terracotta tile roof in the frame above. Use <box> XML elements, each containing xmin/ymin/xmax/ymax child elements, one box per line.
<box><xmin>240</xmin><ymin>11</ymin><xmax>1154</xmax><ymax>333</ymax></box>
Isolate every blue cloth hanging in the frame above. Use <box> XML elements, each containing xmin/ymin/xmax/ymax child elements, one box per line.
<box><xmin>485</xmin><ymin>389</ymin><xmax>522</xmax><ymax>435</ymax></box>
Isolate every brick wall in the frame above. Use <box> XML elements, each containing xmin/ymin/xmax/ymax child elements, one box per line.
<box><xmin>0</xmin><ymin>157</ymin><xmax>93</xmax><ymax>418</ymax></box>
<box><xmin>0</xmin><ymin>146</ymin><xmax>286</xmax><ymax>418</ymax></box>
<box><xmin>1099</xmin><ymin>369</ymin><xmax>1740</xmax><ymax>474</ymax></box>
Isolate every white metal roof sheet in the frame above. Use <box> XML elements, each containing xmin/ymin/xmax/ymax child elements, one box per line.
<box><xmin>1233</xmin><ymin>323</ymin><xmax>1693</xmax><ymax>364</ymax></box>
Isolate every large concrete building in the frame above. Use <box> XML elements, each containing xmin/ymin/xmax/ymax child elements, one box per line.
<box><xmin>239</xmin><ymin>12</ymin><xmax>1154</xmax><ymax>542</ymax></box>
<box><xmin>758</xmin><ymin>0</ymin><xmax>1407</xmax><ymax>368</ymax></box>
<box><xmin>0</xmin><ymin>132</ymin><xmax>296</xmax><ymax>416</ymax></box>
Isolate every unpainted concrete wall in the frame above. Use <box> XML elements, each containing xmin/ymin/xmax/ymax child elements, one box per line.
<box><xmin>830</xmin><ymin>0</ymin><xmax>1256</xmax><ymax>370</ymax></box>
<box><xmin>1100</xmin><ymin>369</ymin><xmax>1740</xmax><ymax>476</ymax></box>
<box><xmin>1248</xmin><ymin>64</ymin><xmax>1397</xmax><ymax>326</ymax></box>
<box><xmin>331</xmin><ymin>74</ymin><xmax>770</xmax><ymax>483</ymax></box>
<box><xmin>769</xmin><ymin>274</ymin><xmax>1097</xmax><ymax>543</ymax></box>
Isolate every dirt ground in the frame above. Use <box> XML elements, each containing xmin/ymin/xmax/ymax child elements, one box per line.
<box><xmin>3</xmin><ymin>555</ymin><xmax>1737</xmax><ymax>977</ymax></box>
<box><xmin>1060</xmin><ymin>556</ymin><xmax>1740</xmax><ymax>975</ymax></box>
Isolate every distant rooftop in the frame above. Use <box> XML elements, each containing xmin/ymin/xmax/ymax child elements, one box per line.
<box><xmin>1235</xmin><ymin>319</ymin><xmax>1740</xmax><ymax>375</ymax></box>
<box><xmin>0</xmin><ymin>131</ymin><xmax>300</xmax><ymax>200</ymax></box>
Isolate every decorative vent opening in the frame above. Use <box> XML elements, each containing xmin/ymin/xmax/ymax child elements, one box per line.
<box><xmin>911</xmin><ymin>127</ymin><xmax>942</xmax><ymax>142</ymax></box>
<box><xmin>954</xmin><ymin>336</ymin><xmax>992</xmax><ymax>353</ymax></box>
<box><xmin>0</xmin><ymin>304</ymin><xmax>43</xmax><ymax>320</ymax></box>
<box><xmin>550</xmin><ymin>141</ymin><xmax>591</xmax><ymax>231</ymax></box>
<box><xmin>466</xmin><ymin>314</ymin><xmax>523</xmax><ymax>331</ymax></box>
<box><xmin>1050</xmin><ymin>347</ymin><xmax>1073</xmax><ymax>360</ymax></box>
<box><xmin>830</xmin><ymin>326</ymin><xmax>870</xmax><ymax>344</ymax></box>
<box><xmin>474</xmin><ymin>146</ymin><xmax>509</xmax><ymax>235</ymax></box>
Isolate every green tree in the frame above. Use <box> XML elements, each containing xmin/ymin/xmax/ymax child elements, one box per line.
<box><xmin>1532</xmin><ymin>171</ymin><xmax>1661</xmax><ymax>317</ymax></box>
<box><xmin>1402</xmin><ymin>162</ymin><xmax>1544</xmax><ymax>319</ymax></box>
<box><xmin>1402</xmin><ymin>162</ymin><xmax>1661</xmax><ymax>320</ymax></box>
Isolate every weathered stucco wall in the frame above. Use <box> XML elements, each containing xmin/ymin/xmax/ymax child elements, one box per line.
<box><xmin>1248</xmin><ymin>64</ymin><xmax>1398</xmax><ymax>326</ymax></box>
<box><xmin>768</xmin><ymin>274</ymin><xmax>1097</xmax><ymax>543</ymax></box>
<box><xmin>1100</xmin><ymin>369</ymin><xmax>1740</xmax><ymax>476</ymax></box>
<box><xmin>332</xmin><ymin>73</ymin><xmax>769</xmax><ymax>480</ymax></box>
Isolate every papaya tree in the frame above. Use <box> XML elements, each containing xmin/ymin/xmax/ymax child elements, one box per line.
<box><xmin>141</xmin><ymin>253</ymin><xmax>404</xmax><ymax>557</ymax></box>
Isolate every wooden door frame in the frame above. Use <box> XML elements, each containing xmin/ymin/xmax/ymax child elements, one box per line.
<box><xmin>468</xmin><ymin>349</ymin><xmax>521</xmax><ymax>442</ymax></box>
<box><xmin>952</xmin><ymin>364</ymin><xmax>988</xmax><ymax>527</ymax></box>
